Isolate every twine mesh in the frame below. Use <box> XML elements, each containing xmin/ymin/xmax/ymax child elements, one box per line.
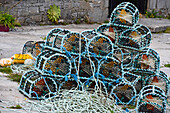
<box><xmin>0</xmin><ymin>88</ymin><xmax>123</xmax><ymax>113</ymax></box>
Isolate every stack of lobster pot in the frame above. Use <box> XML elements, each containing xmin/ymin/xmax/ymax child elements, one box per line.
<box><xmin>18</xmin><ymin>2</ymin><xmax>170</xmax><ymax>113</ymax></box>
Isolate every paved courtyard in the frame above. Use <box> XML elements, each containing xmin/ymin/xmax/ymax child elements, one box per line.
<box><xmin>0</xmin><ymin>23</ymin><xmax>170</xmax><ymax>76</ymax></box>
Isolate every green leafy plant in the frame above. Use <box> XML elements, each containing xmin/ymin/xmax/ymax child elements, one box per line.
<box><xmin>166</xmin><ymin>16</ymin><xmax>170</xmax><ymax>19</ymax></box>
<box><xmin>47</xmin><ymin>4</ymin><xmax>61</xmax><ymax>24</ymax></box>
<box><xmin>0</xmin><ymin>11</ymin><xmax>15</xmax><ymax>28</ymax></box>
<box><xmin>156</xmin><ymin>15</ymin><xmax>163</xmax><ymax>18</ymax></box>
<box><xmin>13</xmin><ymin>22</ymin><xmax>21</xmax><ymax>27</ymax></box>
<box><xmin>75</xmin><ymin>18</ymin><xmax>81</xmax><ymax>24</ymax></box>
<box><xmin>145</xmin><ymin>9</ymin><xmax>158</xmax><ymax>18</ymax></box>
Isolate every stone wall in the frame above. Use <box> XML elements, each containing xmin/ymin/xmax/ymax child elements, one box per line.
<box><xmin>0</xmin><ymin>0</ymin><xmax>108</xmax><ymax>25</ymax></box>
<box><xmin>148</xmin><ymin>0</ymin><xmax>170</xmax><ymax>17</ymax></box>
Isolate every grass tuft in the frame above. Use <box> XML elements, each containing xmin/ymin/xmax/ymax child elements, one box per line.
<box><xmin>122</xmin><ymin>105</ymin><xmax>136</xmax><ymax>110</ymax></box>
<box><xmin>75</xmin><ymin>18</ymin><xmax>81</xmax><ymax>24</ymax></box>
<box><xmin>7</xmin><ymin>74</ymin><xmax>22</xmax><ymax>83</ymax></box>
<box><xmin>0</xmin><ymin>67</ymin><xmax>12</xmax><ymax>74</ymax></box>
<box><xmin>8</xmin><ymin>105</ymin><xmax>22</xmax><ymax>109</ymax></box>
<box><xmin>164</xmin><ymin>27</ymin><xmax>170</xmax><ymax>33</ymax></box>
<box><xmin>164</xmin><ymin>64</ymin><xmax>170</xmax><ymax>67</ymax></box>
<box><xmin>104</xmin><ymin>20</ymin><xmax>109</xmax><ymax>23</ymax></box>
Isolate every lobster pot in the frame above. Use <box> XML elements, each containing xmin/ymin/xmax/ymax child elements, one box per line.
<box><xmin>98</xmin><ymin>55</ymin><xmax>122</xmax><ymax>81</ymax></box>
<box><xmin>19</xmin><ymin>71</ymin><xmax>58</xmax><ymax>99</ymax></box>
<box><xmin>42</xmin><ymin>53</ymin><xmax>72</xmax><ymax>77</ymax></box>
<box><xmin>133</xmin><ymin>78</ymin><xmax>143</xmax><ymax>94</ymax></box>
<box><xmin>19</xmin><ymin>71</ymin><xmax>39</xmax><ymax>91</ymax></box>
<box><xmin>83</xmin><ymin>77</ymin><xmax>108</xmax><ymax>94</ymax></box>
<box><xmin>35</xmin><ymin>50</ymin><xmax>52</xmax><ymax>65</ymax></box>
<box><xmin>31</xmin><ymin>41</ymin><xmax>45</xmax><ymax>58</ymax></box>
<box><xmin>75</xmin><ymin>55</ymin><xmax>95</xmax><ymax>79</ymax></box>
<box><xmin>97</xmin><ymin>24</ymin><xmax>118</xmax><ymax>43</ymax></box>
<box><xmin>58</xmin><ymin>79</ymin><xmax>79</xmax><ymax>91</ymax></box>
<box><xmin>137</xmin><ymin>85</ymin><xmax>167</xmax><ymax>113</ymax></box>
<box><xmin>110</xmin><ymin>81</ymin><xmax>137</xmax><ymax>105</ymax></box>
<box><xmin>118</xmin><ymin>24</ymin><xmax>152</xmax><ymax>50</ymax></box>
<box><xmin>45</xmin><ymin>28</ymin><xmax>70</xmax><ymax>52</ymax></box>
<box><xmin>120</xmin><ymin>48</ymin><xmax>138</xmax><ymax>71</ymax></box>
<box><xmin>110</xmin><ymin>2</ymin><xmax>139</xmax><ymax>28</ymax></box>
<box><xmin>123</xmin><ymin>72</ymin><xmax>140</xmax><ymax>85</ymax></box>
<box><xmin>22</xmin><ymin>41</ymin><xmax>45</xmax><ymax>58</ymax></box>
<box><xmin>61</xmin><ymin>32</ymin><xmax>87</xmax><ymax>55</ymax></box>
<box><xmin>131</xmin><ymin>48</ymin><xmax>160</xmax><ymax>76</ymax></box>
<box><xmin>22</xmin><ymin>41</ymin><xmax>34</xmax><ymax>54</ymax></box>
<box><xmin>45</xmin><ymin>28</ymin><xmax>62</xmax><ymax>47</ymax></box>
<box><xmin>81</xmin><ymin>30</ymin><xmax>99</xmax><ymax>41</ymax></box>
<box><xmin>145</xmin><ymin>71</ymin><xmax>170</xmax><ymax>96</ymax></box>
<box><xmin>35</xmin><ymin>51</ymin><xmax>56</xmax><ymax>71</ymax></box>
<box><xmin>87</xmin><ymin>35</ymin><xmax>114</xmax><ymax>57</ymax></box>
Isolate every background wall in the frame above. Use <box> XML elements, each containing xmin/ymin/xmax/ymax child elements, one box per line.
<box><xmin>0</xmin><ymin>0</ymin><xmax>109</xmax><ymax>25</ymax></box>
<box><xmin>148</xmin><ymin>0</ymin><xmax>170</xmax><ymax>17</ymax></box>
<box><xmin>0</xmin><ymin>0</ymin><xmax>169</xmax><ymax>25</ymax></box>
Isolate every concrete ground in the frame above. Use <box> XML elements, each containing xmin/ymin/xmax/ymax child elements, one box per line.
<box><xmin>0</xmin><ymin>18</ymin><xmax>170</xmax><ymax>112</ymax></box>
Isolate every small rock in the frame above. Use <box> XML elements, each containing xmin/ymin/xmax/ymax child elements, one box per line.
<box><xmin>58</xmin><ymin>19</ymin><xmax>65</xmax><ymax>23</ymax></box>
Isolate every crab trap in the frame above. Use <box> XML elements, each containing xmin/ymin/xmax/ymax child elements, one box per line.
<box><xmin>18</xmin><ymin>2</ymin><xmax>170</xmax><ymax>113</ymax></box>
<box><xmin>22</xmin><ymin>41</ymin><xmax>45</xmax><ymax>58</ymax></box>
<box><xmin>137</xmin><ymin>85</ymin><xmax>167</xmax><ymax>113</ymax></box>
<box><xmin>110</xmin><ymin>2</ymin><xmax>139</xmax><ymax>28</ymax></box>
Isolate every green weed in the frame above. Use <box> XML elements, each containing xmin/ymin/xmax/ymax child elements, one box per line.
<box><xmin>166</xmin><ymin>17</ymin><xmax>170</xmax><ymax>19</ymax></box>
<box><xmin>40</xmin><ymin>36</ymin><xmax>46</xmax><ymax>40</ymax></box>
<box><xmin>145</xmin><ymin>9</ymin><xmax>158</xmax><ymax>18</ymax></box>
<box><xmin>164</xmin><ymin>27</ymin><xmax>170</xmax><ymax>33</ymax></box>
<box><xmin>14</xmin><ymin>22</ymin><xmax>21</xmax><ymax>27</ymax></box>
<box><xmin>0</xmin><ymin>67</ymin><xmax>12</xmax><ymax>74</ymax></box>
<box><xmin>164</xmin><ymin>64</ymin><xmax>170</xmax><ymax>67</ymax></box>
<box><xmin>8</xmin><ymin>104</ymin><xmax>22</xmax><ymax>109</ymax></box>
<box><xmin>75</xmin><ymin>18</ymin><xmax>81</xmax><ymax>24</ymax></box>
<box><xmin>104</xmin><ymin>20</ymin><xmax>109</xmax><ymax>23</ymax></box>
<box><xmin>60</xmin><ymin>22</ymin><xmax>69</xmax><ymax>25</ymax></box>
<box><xmin>7</xmin><ymin>73</ymin><xmax>22</xmax><ymax>83</ymax></box>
